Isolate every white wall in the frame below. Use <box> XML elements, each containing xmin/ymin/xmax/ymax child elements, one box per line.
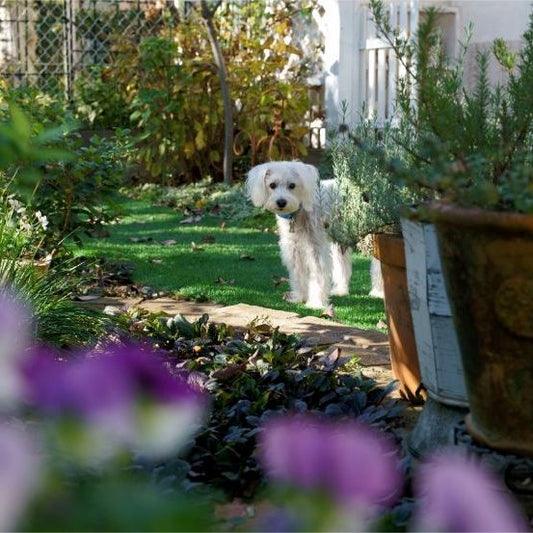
<box><xmin>321</xmin><ymin>0</ymin><xmax>532</xmax><ymax>128</ymax></box>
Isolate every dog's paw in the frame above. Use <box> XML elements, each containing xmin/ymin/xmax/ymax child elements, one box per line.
<box><xmin>330</xmin><ymin>287</ymin><xmax>349</xmax><ymax>297</ymax></box>
<box><xmin>305</xmin><ymin>298</ymin><xmax>329</xmax><ymax>310</ymax></box>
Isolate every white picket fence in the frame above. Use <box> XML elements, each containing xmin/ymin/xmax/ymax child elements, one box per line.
<box><xmin>361</xmin><ymin>0</ymin><xmax>419</xmax><ymax>123</ymax></box>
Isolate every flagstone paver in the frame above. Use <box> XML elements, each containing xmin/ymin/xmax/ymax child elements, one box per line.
<box><xmin>81</xmin><ymin>297</ymin><xmax>391</xmax><ymax>368</ymax></box>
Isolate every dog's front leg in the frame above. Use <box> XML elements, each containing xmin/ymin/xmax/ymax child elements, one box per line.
<box><xmin>304</xmin><ymin>248</ymin><xmax>330</xmax><ymax>309</ymax></box>
<box><xmin>280</xmin><ymin>242</ymin><xmax>306</xmax><ymax>303</ymax></box>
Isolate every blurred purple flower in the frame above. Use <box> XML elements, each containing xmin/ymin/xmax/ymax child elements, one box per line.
<box><xmin>21</xmin><ymin>344</ymin><xmax>207</xmax><ymax>461</ymax></box>
<box><xmin>0</xmin><ymin>288</ymin><xmax>33</xmax><ymax>408</ymax></box>
<box><xmin>0</xmin><ymin>422</ymin><xmax>41</xmax><ymax>531</ymax></box>
<box><xmin>414</xmin><ymin>453</ymin><xmax>529</xmax><ymax>532</ymax></box>
<box><xmin>259</xmin><ymin>415</ymin><xmax>402</xmax><ymax>511</ymax></box>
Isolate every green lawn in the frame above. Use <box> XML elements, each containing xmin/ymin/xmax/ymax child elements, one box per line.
<box><xmin>77</xmin><ymin>198</ymin><xmax>385</xmax><ymax>331</ymax></box>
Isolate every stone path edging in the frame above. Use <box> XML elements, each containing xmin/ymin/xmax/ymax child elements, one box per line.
<box><xmin>82</xmin><ymin>296</ymin><xmax>392</xmax><ymax>374</ymax></box>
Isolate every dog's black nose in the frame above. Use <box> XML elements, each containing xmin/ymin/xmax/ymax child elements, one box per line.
<box><xmin>276</xmin><ymin>198</ymin><xmax>287</xmax><ymax>208</ymax></box>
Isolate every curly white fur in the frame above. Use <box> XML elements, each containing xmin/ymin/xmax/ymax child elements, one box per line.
<box><xmin>246</xmin><ymin>161</ymin><xmax>352</xmax><ymax>309</ymax></box>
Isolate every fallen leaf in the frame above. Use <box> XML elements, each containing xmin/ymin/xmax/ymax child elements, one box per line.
<box><xmin>191</xmin><ymin>242</ymin><xmax>204</xmax><ymax>252</ymax></box>
<box><xmin>129</xmin><ymin>237</ymin><xmax>153</xmax><ymax>243</ymax></box>
<box><xmin>73</xmin><ymin>294</ymin><xmax>101</xmax><ymax>301</ymax></box>
<box><xmin>201</xmin><ymin>235</ymin><xmax>216</xmax><ymax>243</ymax></box>
<box><xmin>195</xmin><ymin>199</ymin><xmax>208</xmax><ymax>209</ymax></box>
<box><xmin>219</xmin><ymin>220</ymin><xmax>227</xmax><ymax>230</ymax></box>
<box><xmin>376</xmin><ymin>318</ymin><xmax>388</xmax><ymax>329</ymax></box>
<box><xmin>273</xmin><ymin>276</ymin><xmax>289</xmax><ymax>287</ymax></box>
<box><xmin>160</xmin><ymin>239</ymin><xmax>177</xmax><ymax>246</ymax></box>
<box><xmin>215</xmin><ymin>277</ymin><xmax>235</xmax><ymax>285</ymax></box>
<box><xmin>149</xmin><ymin>259</ymin><xmax>164</xmax><ymax>264</ymax></box>
<box><xmin>321</xmin><ymin>307</ymin><xmax>336</xmax><ymax>320</ymax></box>
<box><xmin>180</xmin><ymin>215</ymin><xmax>202</xmax><ymax>225</ymax></box>
<box><xmin>211</xmin><ymin>363</ymin><xmax>246</xmax><ymax>381</ymax></box>
<box><xmin>239</xmin><ymin>253</ymin><xmax>255</xmax><ymax>261</ymax></box>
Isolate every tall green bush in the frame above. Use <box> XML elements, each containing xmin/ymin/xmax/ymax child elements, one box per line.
<box><xmin>327</xmin><ymin>114</ymin><xmax>422</xmax><ymax>249</ymax></box>
<box><xmin>368</xmin><ymin>0</ymin><xmax>533</xmax><ymax>212</ymax></box>
<box><xmin>103</xmin><ymin>1</ymin><xmax>317</xmax><ymax>184</ymax></box>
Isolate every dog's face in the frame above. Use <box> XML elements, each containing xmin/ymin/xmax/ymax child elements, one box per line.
<box><xmin>246</xmin><ymin>161</ymin><xmax>318</xmax><ymax>215</ymax></box>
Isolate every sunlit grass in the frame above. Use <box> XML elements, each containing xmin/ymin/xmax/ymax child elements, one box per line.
<box><xmin>77</xmin><ymin>198</ymin><xmax>386</xmax><ymax>330</ymax></box>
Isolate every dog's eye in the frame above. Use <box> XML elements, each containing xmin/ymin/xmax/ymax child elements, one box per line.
<box><xmin>269</xmin><ymin>182</ymin><xmax>277</xmax><ymax>190</ymax></box>
<box><xmin>288</xmin><ymin>183</ymin><xmax>296</xmax><ymax>190</ymax></box>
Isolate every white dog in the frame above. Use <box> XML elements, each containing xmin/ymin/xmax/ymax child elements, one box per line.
<box><xmin>246</xmin><ymin>161</ymin><xmax>352</xmax><ymax>309</ymax></box>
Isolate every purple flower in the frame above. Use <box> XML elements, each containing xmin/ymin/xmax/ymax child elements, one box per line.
<box><xmin>414</xmin><ymin>453</ymin><xmax>529</xmax><ymax>532</ymax></box>
<box><xmin>0</xmin><ymin>288</ymin><xmax>33</xmax><ymax>408</ymax></box>
<box><xmin>0</xmin><ymin>422</ymin><xmax>41</xmax><ymax>531</ymax></box>
<box><xmin>21</xmin><ymin>344</ymin><xmax>207</xmax><ymax>461</ymax></box>
<box><xmin>259</xmin><ymin>415</ymin><xmax>402</xmax><ymax>511</ymax></box>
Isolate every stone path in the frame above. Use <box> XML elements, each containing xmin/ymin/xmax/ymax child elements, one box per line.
<box><xmin>80</xmin><ymin>295</ymin><xmax>421</xmax><ymax>440</ymax></box>
<box><xmin>81</xmin><ymin>295</ymin><xmax>394</xmax><ymax>386</ymax></box>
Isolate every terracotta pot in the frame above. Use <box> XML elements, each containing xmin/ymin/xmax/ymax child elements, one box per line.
<box><xmin>372</xmin><ymin>232</ymin><xmax>425</xmax><ymax>403</ymax></box>
<box><xmin>431</xmin><ymin>203</ymin><xmax>533</xmax><ymax>456</ymax></box>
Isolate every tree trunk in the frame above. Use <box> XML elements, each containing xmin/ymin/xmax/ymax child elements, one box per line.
<box><xmin>200</xmin><ymin>1</ymin><xmax>233</xmax><ymax>185</ymax></box>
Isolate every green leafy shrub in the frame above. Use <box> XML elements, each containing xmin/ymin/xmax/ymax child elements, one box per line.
<box><xmin>0</xmin><ymin>192</ymin><xmax>109</xmax><ymax>347</ymax></box>
<box><xmin>118</xmin><ymin>311</ymin><xmax>403</xmax><ymax>498</ymax></box>
<box><xmin>0</xmin><ymin>85</ymin><xmax>72</xmax><ymax>129</ymax></box>
<box><xmin>33</xmin><ymin>131</ymin><xmax>130</xmax><ymax>245</ymax></box>
<box><xmin>74</xmin><ymin>65</ymin><xmax>131</xmax><ymax>128</ymax></box>
<box><xmin>0</xmin><ymin>88</ymin><xmax>129</xmax><ymax>243</ymax></box>
<box><xmin>104</xmin><ymin>1</ymin><xmax>316</xmax><ymax>183</ymax></box>
<box><xmin>327</xmin><ymin>113</ymin><xmax>422</xmax><ymax>248</ymax></box>
<box><xmin>369</xmin><ymin>0</ymin><xmax>533</xmax><ymax>212</ymax></box>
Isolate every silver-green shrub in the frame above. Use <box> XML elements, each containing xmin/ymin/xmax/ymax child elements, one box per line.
<box><xmin>327</xmin><ymin>116</ymin><xmax>422</xmax><ymax>249</ymax></box>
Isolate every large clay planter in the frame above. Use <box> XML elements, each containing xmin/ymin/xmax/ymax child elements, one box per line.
<box><xmin>431</xmin><ymin>203</ymin><xmax>533</xmax><ymax>456</ymax></box>
<box><xmin>372</xmin><ymin>232</ymin><xmax>425</xmax><ymax>403</ymax></box>
<box><xmin>401</xmin><ymin>217</ymin><xmax>468</xmax><ymax>407</ymax></box>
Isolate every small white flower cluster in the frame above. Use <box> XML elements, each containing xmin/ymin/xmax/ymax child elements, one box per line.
<box><xmin>7</xmin><ymin>196</ymin><xmax>48</xmax><ymax>235</ymax></box>
<box><xmin>34</xmin><ymin>211</ymin><xmax>49</xmax><ymax>231</ymax></box>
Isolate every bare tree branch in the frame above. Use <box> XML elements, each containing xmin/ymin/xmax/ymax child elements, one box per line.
<box><xmin>200</xmin><ymin>0</ymin><xmax>233</xmax><ymax>184</ymax></box>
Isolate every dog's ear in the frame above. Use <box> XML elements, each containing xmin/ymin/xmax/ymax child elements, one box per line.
<box><xmin>246</xmin><ymin>164</ymin><xmax>269</xmax><ymax>207</ymax></box>
<box><xmin>296</xmin><ymin>163</ymin><xmax>319</xmax><ymax>212</ymax></box>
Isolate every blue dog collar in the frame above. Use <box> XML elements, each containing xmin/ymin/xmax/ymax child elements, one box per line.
<box><xmin>276</xmin><ymin>205</ymin><xmax>302</xmax><ymax>220</ymax></box>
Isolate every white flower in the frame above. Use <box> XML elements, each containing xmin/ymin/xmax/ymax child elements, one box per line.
<box><xmin>34</xmin><ymin>211</ymin><xmax>49</xmax><ymax>231</ymax></box>
<box><xmin>7</xmin><ymin>197</ymin><xmax>23</xmax><ymax>213</ymax></box>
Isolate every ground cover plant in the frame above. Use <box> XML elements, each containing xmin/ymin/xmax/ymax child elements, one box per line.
<box><xmin>1</xmin><ymin>294</ymin><xmax>529</xmax><ymax>531</ymax></box>
<box><xmin>75</xmin><ymin>184</ymin><xmax>386</xmax><ymax>331</ymax></box>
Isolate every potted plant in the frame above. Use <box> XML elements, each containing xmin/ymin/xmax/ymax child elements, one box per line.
<box><xmin>327</xmin><ymin>115</ymin><xmax>425</xmax><ymax>403</ymax></box>
<box><xmin>370</xmin><ymin>0</ymin><xmax>533</xmax><ymax>455</ymax></box>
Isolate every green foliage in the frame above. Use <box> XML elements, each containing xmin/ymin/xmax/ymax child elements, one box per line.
<box><xmin>0</xmin><ymin>103</ymin><xmax>71</xmax><ymax>200</ymax></box>
<box><xmin>74</xmin><ymin>65</ymin><xmax>131</xmax><ymax>128</ymax></box>
<box><xmin>0</xmin><ymin>87</ymin><xmax>129</xmax><ymax>243</ymax></box>
<box><xmin>327</xmin><ymin>112</ymin><xmax>423</xmax><ymax>248</ymax></box>
<box><xmin>0</xmin><ymin>192</ymin><xmax>109</xmax><ymax>347</ymax></box>
<box><xmin>369</xmin><ymin>1</ymin><xmax>533</xmax><ymax>212</ymax></box>
<box><xmin>105</xmin><ymin>1</ymin><xmax>316</xmax><ymax>183</ymax></box>
<box><xmin>119</xmin><ymin>311</ymin><xmax>402</xmax><ymax>498</ymax></box>
<box><xmin>33</xmin><ymin>131</ymin><xmax>130</xmax><ymax>245</ymax></box>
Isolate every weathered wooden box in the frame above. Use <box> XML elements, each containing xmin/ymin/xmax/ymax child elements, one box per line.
<box><xmin>401</xmin><ymin>218</ymin><xmax>468</xmax><ymax>406</ymax></box>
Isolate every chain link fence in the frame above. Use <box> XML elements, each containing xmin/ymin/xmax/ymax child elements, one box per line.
<box><xmin>0</xmin><ymin>0</ymin><xmax>326</xmax><ymax>150</ymax></box>
<box><xmin>0</xmin><ymin>0</ymin><xmax>180</xmax><ymax>99</ymax></box>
